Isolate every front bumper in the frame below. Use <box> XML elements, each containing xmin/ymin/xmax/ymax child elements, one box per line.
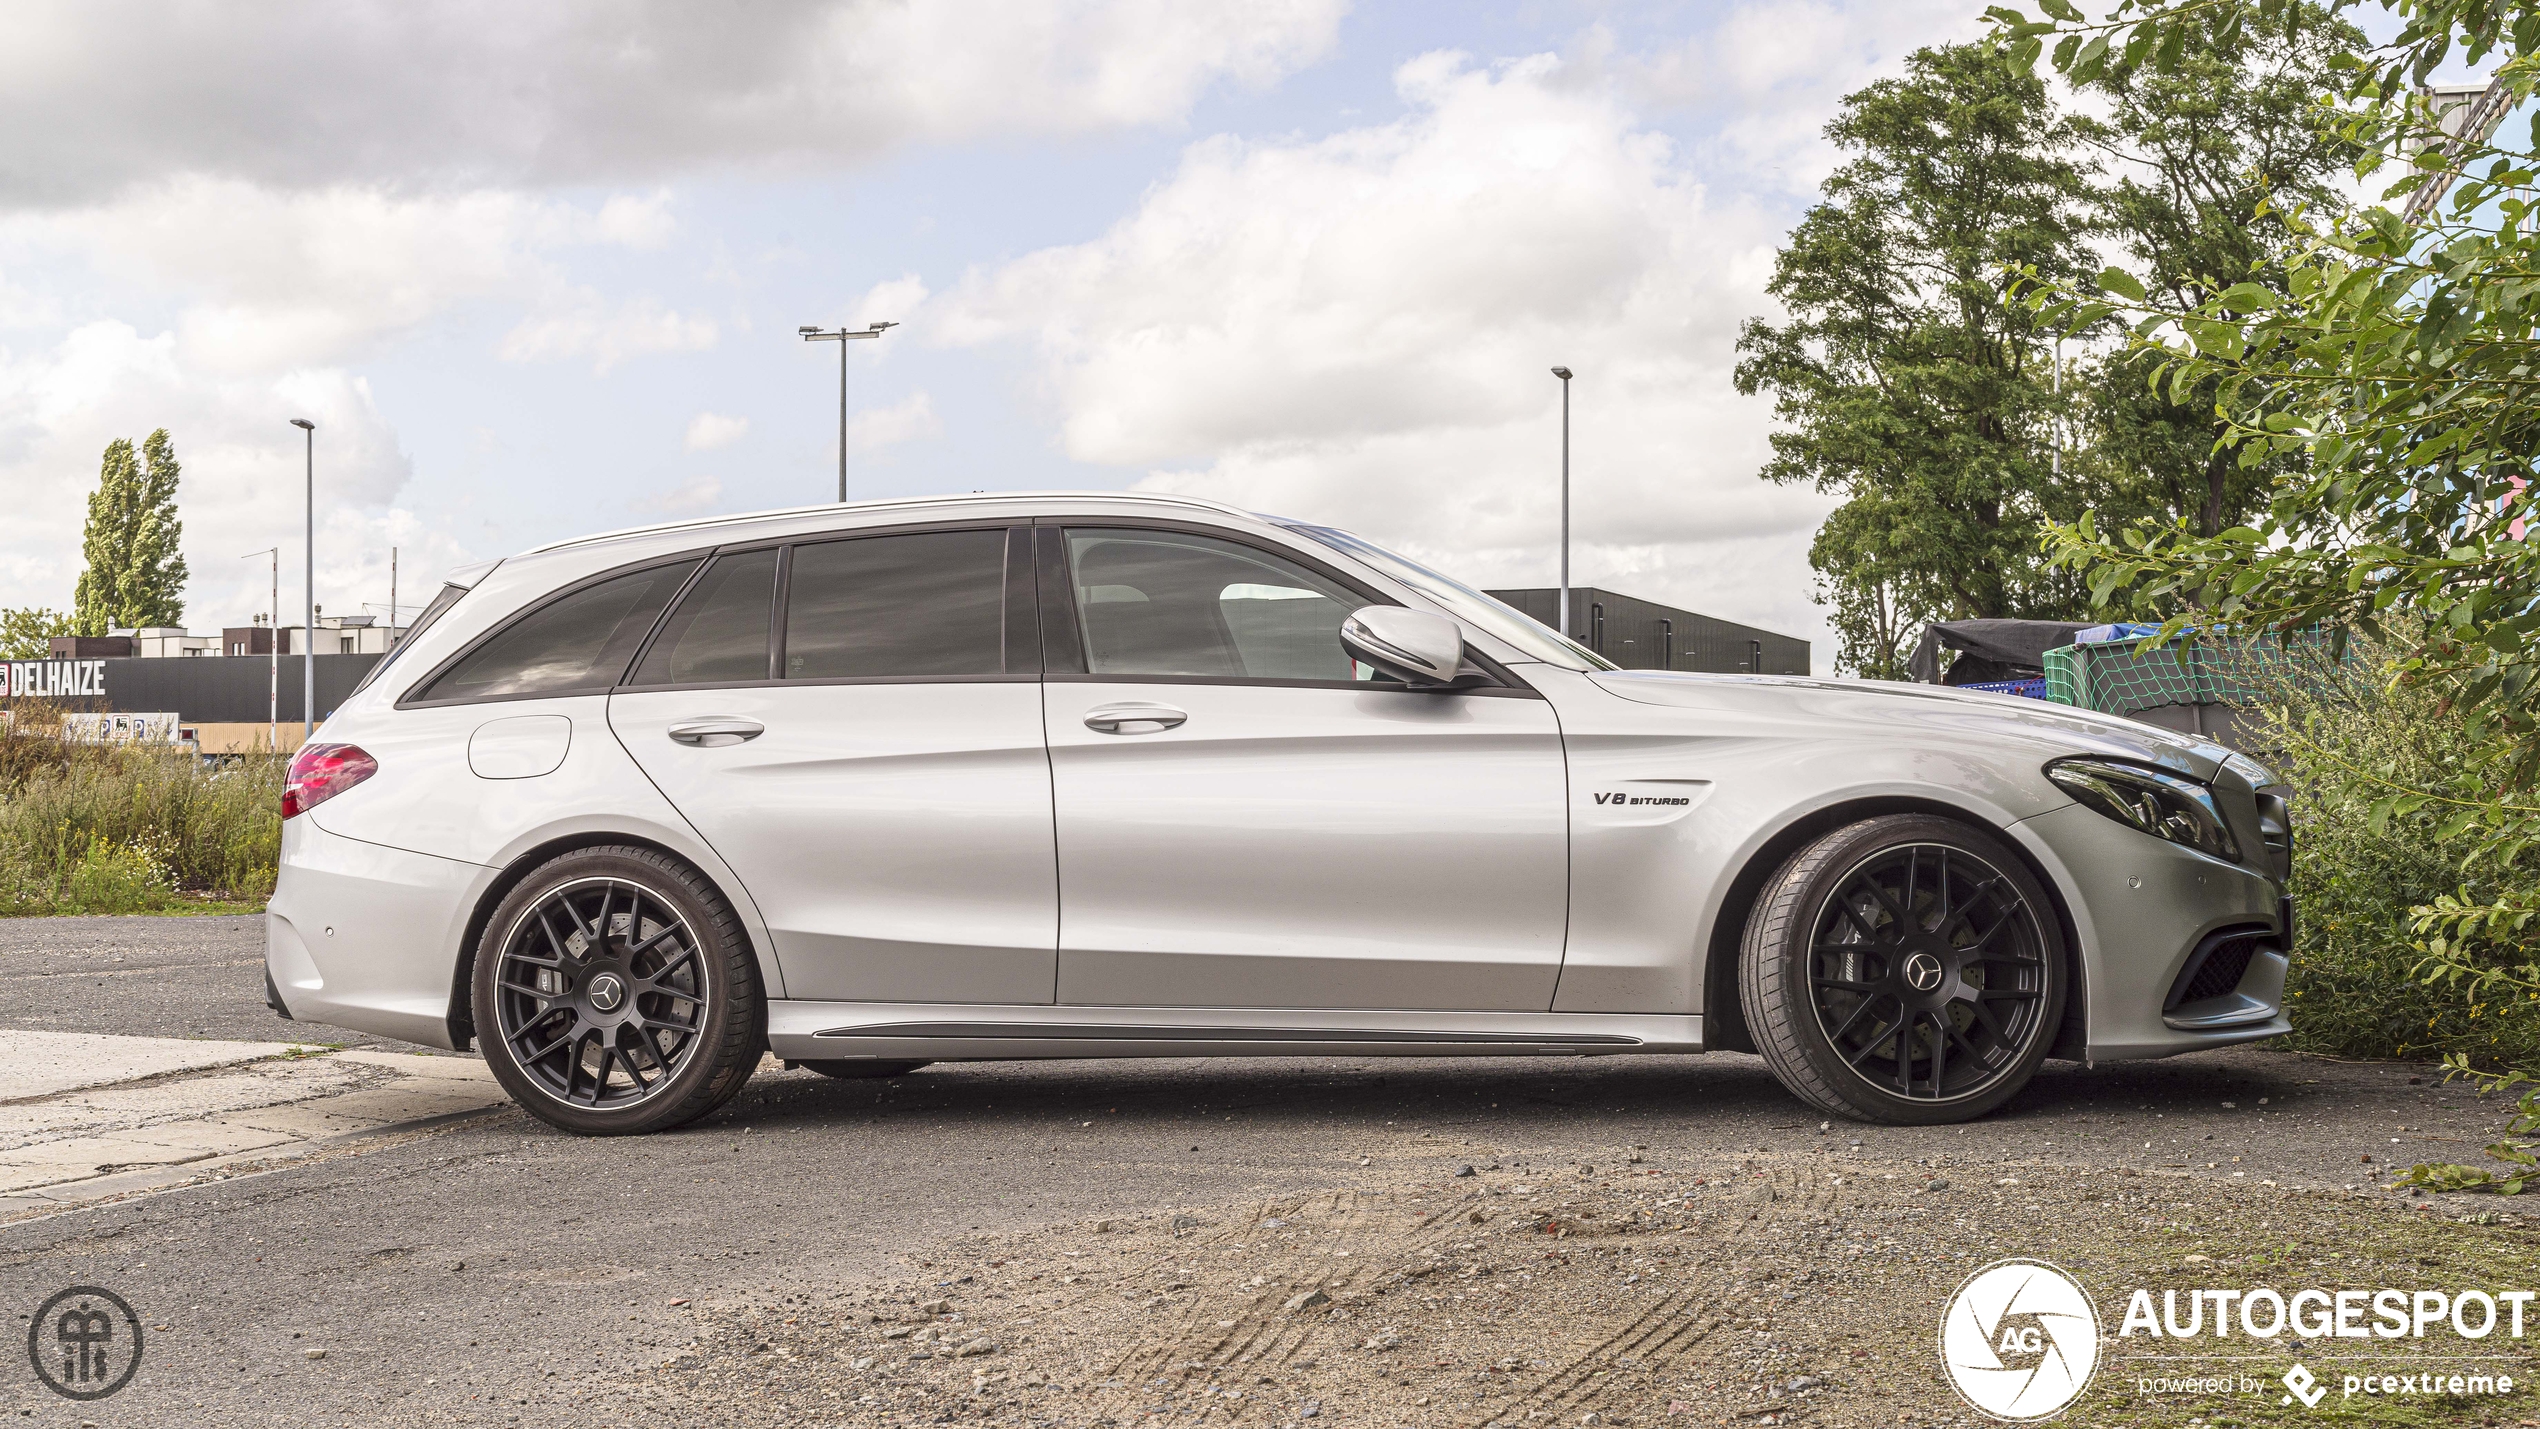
<box><xmin>2015</xmin><ymin>802</ymin><xmax>2288</xmax><ymax>1062</ymax></box>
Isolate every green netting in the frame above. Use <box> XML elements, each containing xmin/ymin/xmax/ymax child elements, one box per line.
<box><xmin>2042</xmin><ymin>628</ymin><xmax>2340</xmax><ymax>716</ymax></box>
<box><xmin>2043</xmin><ymin>645</ymin><xmax>2081</xmax><ymax>707</ymax></box>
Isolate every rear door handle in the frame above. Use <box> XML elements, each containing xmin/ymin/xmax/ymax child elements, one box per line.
<box><xmin>667</xmin><ymin>718</ymin><xmax>764</xmax><ymax>747</ymax></box>
<box><xmin>1083</xmin><ymin>703</ymin><xmax>1187</xmax><ymax>735</ymax></box>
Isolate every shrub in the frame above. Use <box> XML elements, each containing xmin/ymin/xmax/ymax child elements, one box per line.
<box><xmin>2258</xmin><ymin>645</ymin><xmax>2540</xmax><ymax>1069</ymax></box>
<box><xmin>0</xmin><ymin>731</ymin><xmax>281</xmax><ymax>914</ymax></box>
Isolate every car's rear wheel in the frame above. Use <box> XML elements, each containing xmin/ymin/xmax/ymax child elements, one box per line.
<box><xmin>798</xmin><ymin>1059</ymin><xmax>929</xmax><ymax>1080</ymax></box>
<box><xmin>1739</xmin><ymin>814</ymin><xmax>2066</xmax><ymax>1125</ymax></box>
<box><xmin>473</xmin><ymin>847</ymin><xmax>761</xmax><ymax>1136</ymax></box>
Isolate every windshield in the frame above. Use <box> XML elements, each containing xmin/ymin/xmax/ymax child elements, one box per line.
<box><xmin>1280</xmin><ymin>523</ymin><xmax>1616</xmax><ymax>671</ymax></box>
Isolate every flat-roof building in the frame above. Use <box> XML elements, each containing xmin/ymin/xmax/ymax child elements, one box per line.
<box><xmin>1484</xmin><ymin>586</ymin><xmax>1809</xmax><ymax>676</ymax></box>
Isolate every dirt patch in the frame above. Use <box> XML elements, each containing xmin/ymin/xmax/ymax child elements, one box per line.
<box><xmin>629</xmin><ymin>1149</ymin><xmax>2540</xmax><ymax>1427</ymax></box>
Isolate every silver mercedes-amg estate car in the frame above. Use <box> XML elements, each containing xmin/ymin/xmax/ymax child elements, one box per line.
<box><xmin>265</xmin><ymin>492</ymin><xmax>2292</xmax><ymax>1135</ymax></box>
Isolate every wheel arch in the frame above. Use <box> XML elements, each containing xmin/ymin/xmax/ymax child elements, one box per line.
<box><xmin>1700</xmin><ymin>795</ymin><xmax>2085</xmax><ymax>1059</ymax></box>
<box><xmin>447</xmin><ymin>832</ymin><xmax>769</xmax><ymax>1052</ymax></box>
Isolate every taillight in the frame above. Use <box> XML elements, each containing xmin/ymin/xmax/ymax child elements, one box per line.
<box><xmin>282</xmin><ymin>743</ymin><xmax>377</xmax><ymax>819</ymax></box>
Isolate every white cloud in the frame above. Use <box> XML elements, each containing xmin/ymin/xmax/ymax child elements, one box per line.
<box><xmin>641</xmin><ymin>475</ymin><xmax>726</xmax><ymax>517</ymax></box>
<box><xmin>684</xmin><ymin>412</ymin><xmax>750</xmax><ymax>452</ymax></box>
<box><xmin>0</xmin><ymin>0</ymin><xmax>1347</xmax><ymax>206</ymax></box>
<box><xmin>856</xmin><ymin>274</ymin><xmax>930</xmax><ymax>329</ymax></box>
<box><xmin>0</xmin><ymin>180</ymin><xmax>701</xmax><ymax>373</ymax></box>
<box><xmin>940</xmin><ymin>50</ymin><xmax>1836</xmax><ymax>644</ymax></box>
<box><xmin>1599</xmin><ymin>1</ymin><xmax>1982</xmax><ymax>200</ymax></box>
<box><xmin>498</xmin><ymin>292</ymin><xmax>719</xmax><ymax>374</ymax></box>
<box><xmin>0</xmin><ymin>321</ymin><xmax>448</xmax><ymax>627</ymax></box>
<box><xmin>846</xmin><ymin>393</ymin><xmax>942</xmax><ymax>452</ymax></box>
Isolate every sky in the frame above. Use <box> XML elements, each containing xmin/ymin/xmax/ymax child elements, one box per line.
<box><xmin>0</xmin><ymin>0</ymin><xmax>1997</xmax><ymax>660</ymax></box>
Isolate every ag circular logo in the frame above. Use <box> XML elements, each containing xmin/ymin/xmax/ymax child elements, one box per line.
<box><xmin>1903</xmin><ymin>951</ymin><xmax>1946</xmax><ymax>991</ymax></box>
<box><xmin>27</xmin><ymin>1285</ymin><xmax>143</xmax><ymax>1401</ymax></box>
<box><xmin>587</xmin><ymin>973</ymin><xmax>625</xmax><ymax>1012</ymax></box>
<box><xmin>1938</xmin><ymin>1258</ymin><xmax>2098</xmax><ymax>1421</ymax></box>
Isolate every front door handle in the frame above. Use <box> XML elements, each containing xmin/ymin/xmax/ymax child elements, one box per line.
<box><xmin>667</xmin><ymin>717</ymin><xmax>764</xmax><ymax>747</ymax></box>
<box><xmin>1083</xmin><ymin>703</ymin><xmax>1187</xmax><ymax>735</ymax></box>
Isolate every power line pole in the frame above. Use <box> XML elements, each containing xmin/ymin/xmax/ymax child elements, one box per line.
<box><xmin>242</xmin><ymin>548</ymin><xmax>277</xmax><ymax>749</ymax></box>
<box><xmin>290</xmin><ymin>419</ymin><xmax>315</xmax><ymax>742</ymax></box>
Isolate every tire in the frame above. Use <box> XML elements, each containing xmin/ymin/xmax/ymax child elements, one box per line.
<box><xmin>472</xmin><ymin>846</ymin><xmax>762</xmax><ymax>1136</ymax></box>
<box><xmin>798</xmin><ymin>1059</ymin><xmax>929</xmax><ymax>1080</ymax></box>
<box><xmin>1738</xmin><ymin>814</ymin><xmax>2067</xmax><ymax>1126</ymax></box>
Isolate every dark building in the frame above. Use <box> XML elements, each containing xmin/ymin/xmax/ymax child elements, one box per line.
<box><xmin>47</xmin><ymin>635</ymin><xmax>133</xmax><ymax>659</ymax></box>
<box><xmin>1484</xmin><ymin>586</ymin><xmax>1809</xmax><ymax>675</ymax></box>
<box><xmin>221</xmin><ymin>625</ymin><xmax>275</xmax><ymax>658</ymax></box>
<box><xmin>3</xmin><ymin>653</ymin><xmax>382</xmax><ymax>722</ymax></box>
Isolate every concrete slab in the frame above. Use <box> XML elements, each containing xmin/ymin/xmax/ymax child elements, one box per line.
<box><xmin>0</xmin><ymin>1030</ymin><xmax>510</xmax><ymax>1216</ymax></box>
<box><xmin>0</xmin><ymin>1029</ymin><xmax>304</xmax><ymax>1101</ymax></box>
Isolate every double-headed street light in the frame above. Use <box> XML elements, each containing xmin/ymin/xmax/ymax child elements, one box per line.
<box><xmin>799</xmin><ymin>321</ymin><xmax>900</xmax><ymax>503</ymax></box>
<box><xmin>1551</xmin><ymin>366</ymin><xmax>1573</xmax><ymax>637</ymax></box>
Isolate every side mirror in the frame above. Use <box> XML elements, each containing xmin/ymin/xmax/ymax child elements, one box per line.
<box><xmin>1340</xmin><ymin>606</ymin><xmax>1466</xmax><ymax>687</ymax></box>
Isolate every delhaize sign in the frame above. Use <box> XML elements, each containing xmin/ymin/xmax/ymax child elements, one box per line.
<box><xmin>3</xmin><ymin>661</ymin><xmax>106</xmax><ymax>697</ymax></box>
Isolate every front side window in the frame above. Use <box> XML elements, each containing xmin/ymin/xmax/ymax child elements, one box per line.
<box><xmin>1065</xmin><ymin>529</ymin><xmax>1370</xmax><ymax>682</ymax></box>
<box><xmin>413</xmin><ymin>560</ymin><xmax>698</xmax><ymax>703</ymax></box>
<box><xmin>631</xmin><ymin>549</ymin><xmax>777</xmax><ymax>686</ymax></box>
<box><xmin>784</xmin><ymin>529</ymin><xmax>1008</xmax><ymax>680</ymax></box>
<box><xmin>1281</xmin><ymin>522</ymin><xmax>1615</xmax><ymax>671</ymax></box>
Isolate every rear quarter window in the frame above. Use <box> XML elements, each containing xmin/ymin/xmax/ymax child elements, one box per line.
<box><xmin>411</xmin><ymin>560</ymin><xmax>699</xmax><ymax>703</ymax></box>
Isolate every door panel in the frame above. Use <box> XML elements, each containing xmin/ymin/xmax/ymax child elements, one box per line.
<box><xmin>1045</xmin><ymin>681</ymin><xmax>1567</xmax><ymax>1010</ymax></box>
<box><xmin>612</xmin><ymin>683</ymin><xmax>1056</xmax><ymax>1003</ymax></box>
<box><xmin>607</xmin><ymin>524</ymin><xmax>1054</xmax><ymax>1005</ymax></box>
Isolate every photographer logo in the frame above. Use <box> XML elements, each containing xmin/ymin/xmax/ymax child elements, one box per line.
<box><xmin>1940</xmin><ymin>1258</ymin><xmax>2101</xmax><ymax>1421</ymax></box>
<box><xmin>26</xmin><ymin>1284</ymin><xmax>143</xmax><ymax>1401</ymax></box>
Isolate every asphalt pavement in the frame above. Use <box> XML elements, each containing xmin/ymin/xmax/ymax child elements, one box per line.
<box><xmin>0</xmin><ymin>915</ymin><xmax>2520</xmax><ymax>1427</ymax></box>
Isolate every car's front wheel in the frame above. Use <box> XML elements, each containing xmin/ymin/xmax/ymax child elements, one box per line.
<box><xmin>1739</xmin><ymin>814</ymin><xmax>2066</xmax><ymax>1125</ymax></box>
<box><xmin>473</xmin><ymin>847</ymin><xmax>762</xmax><ymax>1136</ymax></box>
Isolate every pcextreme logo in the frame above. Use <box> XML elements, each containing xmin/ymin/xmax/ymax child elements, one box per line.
<box><xmin>1939</xmin><ymin>1258</ymin><xmax>2101</xmax><ymax>1421</ymax></box>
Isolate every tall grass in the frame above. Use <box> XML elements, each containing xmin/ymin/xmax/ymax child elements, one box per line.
<box><xmin>2257</xmin><ymin>644</ymin><xmax>2540</xmax><ymax>1069</ymax></box>
<box><xmin>0</xmin><ymin>731</ymin><xmax>281</xmax><ymax>915</ymax></box>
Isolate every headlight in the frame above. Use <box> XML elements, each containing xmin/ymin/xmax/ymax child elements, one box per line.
<box><xmin>2045</xmin><ymin>758</ymin><xmax>2240</xmax><ymax>862</ymax></box>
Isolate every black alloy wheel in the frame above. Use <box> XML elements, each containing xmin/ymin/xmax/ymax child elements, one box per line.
<box><xmin>474</xmin><ymin>847</ymin><xmax>760</xmax><ymax>1135</ymax></box>
<box><xmin>1740</xmin><ymin>815</ymin><xmax>2067</xmax><ymax>1125</ymax></box>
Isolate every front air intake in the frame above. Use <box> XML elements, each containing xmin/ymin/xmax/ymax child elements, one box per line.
<box><xmin>2165</xmin><ymin>928</ymin><xmax>2273</xmax><ymax>1011</ymax></box>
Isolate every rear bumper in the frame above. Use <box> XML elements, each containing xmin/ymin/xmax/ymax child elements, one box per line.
<box><xmin>266</xmin><ymin>814</ymin><xmax>488</xmax><ymax>1050</ymax></box>
<box><xmin>2015</xmin><ymin>802</ymin><xmax>2289</xmax><ymax>1062</ymax></box>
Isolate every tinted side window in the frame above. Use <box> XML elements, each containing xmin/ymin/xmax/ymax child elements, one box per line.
<box><xmin>415</xmin><ymin>561</ymin><xmax>697</xmax><ymax>703</ymax></box>
<box><xmin>784</xmin><ymin>529</ymin><xmax>1009</xmax><ymax>680</ymax></box>
<box><xmin>631</xmin><ymin>549</ymin><xmax>777</xmax><ymax>686</ymax></box>
<box><xmin>1065</xmin><ymin>529</ymin><xmax>1367</xmax><ymax>681</ymax></box>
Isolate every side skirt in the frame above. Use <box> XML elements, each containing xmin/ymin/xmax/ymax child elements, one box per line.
<box><xmin>766</xmin><ymin>1002</ymin><xmax>1704</xmax><ymax>1063</ymax></box>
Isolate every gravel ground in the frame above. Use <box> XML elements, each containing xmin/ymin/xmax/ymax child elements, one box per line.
<box><xmin>637</xmin><ymin>1152</ymin><xmax>2540</xmax><ymax>1428</ymax></box>
<box><xmin>0</xmin><ymin>915</ymin><xmax>2531</xmax><ymax>1428</ymax></box>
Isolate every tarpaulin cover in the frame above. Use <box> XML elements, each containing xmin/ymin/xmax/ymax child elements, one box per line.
<box><xmin>1908</xmin><ymin>619</ymin><xmax>2098</xmax><ymax>685</ymax></box>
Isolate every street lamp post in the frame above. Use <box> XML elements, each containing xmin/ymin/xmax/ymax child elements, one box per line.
<box><xmin>1550</xmin><ymin>367</ymin><xmax>1573</xmax><ymax>637</ymax></box>
<box><xmin>290</xmin><ymin>418</ymin><xmax>315</xmax><ymax>744</ymax></box>
<box><xmin>798</xmin><ymin>321</ymin><xmax>900</xmax><ymax>502</ymax></box>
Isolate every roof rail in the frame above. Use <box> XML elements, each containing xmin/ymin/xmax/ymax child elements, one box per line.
<box><xmin>521</xmin><ymin>489</ymin><xmax>1261</xmax><ymax>555</ymax></box>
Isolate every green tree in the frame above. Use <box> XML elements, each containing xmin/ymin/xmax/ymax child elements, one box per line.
<box><xmin>1735</xmin><ymin>43</ymin><xmax>2098</xmax><ymax>674</ymax></box>
<box><xmin>2072</xmin><ymin>2</ymin><xmax>2362</xmax><ymax>538</ymax></box>
<box><xmin>72</xmin><ymin>428</ymin><xmax>186</xmax><ymax>635</ymax></box>
<box><xmin>0</xmin><ymin>608</ymin><xmax>73</xmax><ymax>659</ymax></box>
